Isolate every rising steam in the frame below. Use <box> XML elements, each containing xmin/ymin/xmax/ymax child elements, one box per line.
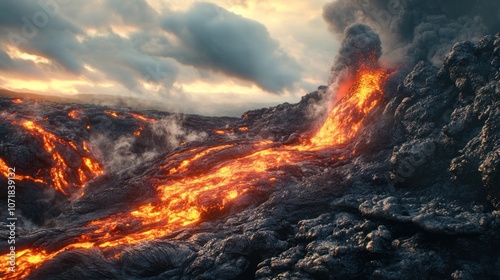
<box><xmin>92</xmin><ymin>114</ymin><xmax>207</xmax><ymax>174</ymax></box>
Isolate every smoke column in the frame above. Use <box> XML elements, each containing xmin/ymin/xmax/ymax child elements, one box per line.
<box><xmin>329</xmin><ymin>23</ymin><xmax>382</xmax><ymax>85</ymax></box>
<box><xmin>323</xmin><ymin>0</ymin><xmax>500</xmax><ymax>66</ymax></box>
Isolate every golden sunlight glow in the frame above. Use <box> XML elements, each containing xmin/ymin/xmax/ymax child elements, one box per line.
<box><xmin>83</xmin><ymin>64</ymin><xmax>98</xmax><ymax>73</ymax></box>
<box><xmin>175</xmin><ymin>80</ymin><xmax>261</xmax><ymax>95</ymax></box>
<box><xmin>110</xmin><ymin>25</ymin><xmax>140</xmax><ymax>38</ymax></box>
<box><xmin>3</xmin><ymin>79</ymin><xmax>49</xmax><ymax>92</ymax></box>
<box><xmin>3</xmin><ymin>78</ymin><xmax>88</xmax><ymax>94</ymax></box>
<box><xmin>5</xmin><ymin>49</ymin><xmax>50</xmax><ymax>64</ymax></box>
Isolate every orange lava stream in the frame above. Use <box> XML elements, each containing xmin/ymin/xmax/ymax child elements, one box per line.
<box><xmin>1</xmin><ymin>67</ymin><xmax>388</xmax><ymax>279</ymax></box>
<box><xmin>19</xmin><ymin>120</ymin><xmax>104</xmax><ymax>195</ymax></box>
<box><xmin>306</xmin><ymin>67</ymin><xmax>386</xmax><ymax>149</ymax></box>
<box><xmin>129</xmin><ymin>113</ymin><xmax>157</xmax><ymax>123</ymax></box>
<box><xmin>130</xmin><ymin>112</ymin><xmax>156</xmax><ymax>136</ymax></box>
<box><xmin>213</xmin><ymin>129</ymin><xmax>226</xmax><ymax>135</ymax></box>
<box><xmin>168</xmin><ymin>144</ymin><xmax>234</xmax><ymax>175</ymax></box>
<box><xmin>104</xmin><ymin>110</ymin><xmax>122</xmax><ymax>118</ymax></box>
<box><xmin>0</xmin><ymin>158</ymin><xmax>45</xmax><ymax>183</ymax></box>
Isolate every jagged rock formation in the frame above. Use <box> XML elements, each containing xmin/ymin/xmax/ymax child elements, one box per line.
<box><xmin>1</xmin><ymin>34</ymin><xmax>499</xmax><ymax>279</ymax></box>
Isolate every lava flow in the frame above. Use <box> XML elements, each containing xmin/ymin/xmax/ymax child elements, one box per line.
<box><xmin>0</xmin><ymin>120</ymin><xmax>103</xmax><ymax>195</ymax></box>
<box><xmin>129</xmin><ymin>112</ymin><xmax>156</xmax><ymax>136</ymax></box>
<box><xmin>21</xmin><ymin>120</ymin><xmax>103</xmax><ymax>195</ymax></box>
<box><xmin>1</xmin><ymin>66</ymin><xmax>389</xmax><ymax>279</ymax></box>
<box><xmin>0</xmin><ymin>158</ymin><xmax>44</xmax><ymax>184</ymax></box>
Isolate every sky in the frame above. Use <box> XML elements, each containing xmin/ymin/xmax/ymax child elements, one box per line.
<box><xmin>0</xmin><ymin>0</ymin><xmax>338</xmax><ymax>116</ymax></box>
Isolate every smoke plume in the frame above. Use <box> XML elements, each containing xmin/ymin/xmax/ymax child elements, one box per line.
<box><xmin>323</xmin><ymin>0</ymin><xmax>500</xmax><ymax>66</ymax></box>
<box><xmin>329</xmin><ymin>23</ymin><xmax>382</xmax><ymax>84</ymax></box>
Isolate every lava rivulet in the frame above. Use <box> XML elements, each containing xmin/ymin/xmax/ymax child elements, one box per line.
<box><xmin>1</xmin><ymin>67</ymin><xmax>389</xmax><ymax>279</ymax></box>
<box><xmin>2</xmin><ymin>120</ymin><xmax>104</xmax><ymax>195</ymax></box>
<box><xmin>0</xmin><ymin>158</ymin><xmax>44</xmax><ymax>184</ymax></box>
<box><xmin>130</xmin><ymin>112</ymin><xmax>156</xmax><ymax>136</ymax></box>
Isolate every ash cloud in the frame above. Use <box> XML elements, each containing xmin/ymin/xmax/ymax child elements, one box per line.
<box><xmin>329</xmin><ymin>23</ymin><xmax>382</xmax><ymax>84</ymax></box>
<box><xmin>0</xmin><ymin>0</ymin><xmax>83</xmax><ymax>73</ymax></box>
<box><xmin>314</xmin><ymin>22</ymin><xmax>382</xmax><ymax>116</ymax></box>
<box><xmin>323</xmin><ymin>0</ymin><xmax>500</xmax><ymax>66</ymax></box>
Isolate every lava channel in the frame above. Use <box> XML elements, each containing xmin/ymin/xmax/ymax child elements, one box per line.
<box><xmin>1</xmin><ymin>66</ymin><xmax>389</xmax><ymax>278</ymax></box>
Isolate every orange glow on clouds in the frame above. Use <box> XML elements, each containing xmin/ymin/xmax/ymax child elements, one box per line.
<box><xmin>4</xmin><ymin>49</ymin><xmax>50</xmax><ymax>64</ymax></box>
<box><xmin>3</xmin><ymin>78</ymin><xmax>88</xmax><ymax>94</ymax></box>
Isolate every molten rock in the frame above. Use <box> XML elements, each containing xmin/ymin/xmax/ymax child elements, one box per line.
<box><xmin>0</xmin><ymin>34</ymin><xmax>499</xmax><ymax>279</ymax></box>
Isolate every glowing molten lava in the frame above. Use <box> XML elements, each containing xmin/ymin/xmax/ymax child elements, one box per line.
<box><xmin>1</xmin><ymin>67</ymin><xmax>389</xmax><ymax>278</ymax></box>
<box><xmin>130</xmin><ymin>112</ymin><xmax>156</xmax><ymax>136</ymax></box>
<box><xmin>130</xmin><ymin>112</ymin><xmax>156</xmax><ymax>123</ymax></box>
<box><xmin>68</xmin><ymin>110</ymin><xmax>82</xmax><ymax>119</ymax></box>
<box><xmin>0</xmin><ymin>158</ymin><xmax>44</xmax><ymax>183</ymax></box>
<box><xmin>9</xmin><ymin>120</ymin><xmax>104</xmax><ymax>195</ymax></box>
<box><xmin>309</xmin><ymin>67</ymin><xmax>386</xmax><ymax>148</ymax></box>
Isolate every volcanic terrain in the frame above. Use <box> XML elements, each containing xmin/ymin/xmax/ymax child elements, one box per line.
<box><xmin>1</xmin><ymin>27</ymin><xmax>500</xmax><ymax>280</ymax></box>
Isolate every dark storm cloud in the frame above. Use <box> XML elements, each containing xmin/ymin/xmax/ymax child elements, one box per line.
<box><xmin>0</xmin><ymin>47</ymin><xmax>45</xmax><ymax>77</ymax></box>
<box><xmin>161</xmin><ymin>2</ymin><xmax>302</xmax><ymax>93</ymax></box>
<box><xmin>0</xmin><ymin>0</ymin><xmax>177</xmax><ymax>90</ymax></box>
<box><xmin>0</xmin><ymin>0</ymin><xmax>84</xmax><ymax>73</ymax></box>
<box><xmin>323</xmin><ymin>0</ymin><xmax>500</xmax><ymax>65</ymax></box>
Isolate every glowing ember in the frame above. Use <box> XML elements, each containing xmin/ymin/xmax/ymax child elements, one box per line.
<box><xmin>68</xmin><ymin>110</ymin><xmax>82</xmax><ymax>119</ymax></box>
<box><xmin>168</xmin><ymin>144</ymin><xmax>234</xmax><ymax>175</ymax></box>
<box><xmin>22</xmin><ymin>121</ymin><xmax>61</xmax><ymax>152</ymax></box>
<box><xmin>3</xmin><ymin>66</ymin><xmax>389</xmax><ymax>278</ymax></box>
<box><xmin>50</xmin><ymin>152</ymin><xmax>70</xmax><ymax>194</ymax></box>
<box><xmin>82</xmin><ymin>141</ymin><xmax>90</xmax><ymax>153</ymax></box>
<box><xmin>82</xmin><ymin>157</ymin><xmax>104</xmax><ymax>176</ymax></box>
<box><xmin>105</xmin><ymin>110</ymin><xmax>122</xmax><ymax>118</ymax></box>
<box><xmin>68</xmin><ymin>141</ymin><xmax>77</xmax><ymax>150</ymax></box>
<box><xmin>130</xmin><ymin>112</ymin><xmax>156</xmax><ymax>123</ymax></box>
<box><xmin>213</xmin><ymin>129</ymin><xmax>226</xmax><ymax>135</ymax></box>
<box><xmin>12</xmin><ymin>98</ymin><xmax>23</xmax><ymax>103</ymax></box>
<box><xmin>239</xmin><ymin>126</ymin><xmax>249</xmax><ymax>131</ymax></box>
<box><xmin>133</xmin><ymin>127</ymin><xmax>143</xmax><ymax>136</ymax></box>
<box><xmin>129</xmin><ymin>112</ymin><xmax>155</xmax><ymax>136</ymax></box>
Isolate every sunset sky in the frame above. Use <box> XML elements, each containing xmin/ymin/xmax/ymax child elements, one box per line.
<box><xmin>0</xmin><ymin>0</ymin><xmax>338</xmax><ymax>116</ymax></box>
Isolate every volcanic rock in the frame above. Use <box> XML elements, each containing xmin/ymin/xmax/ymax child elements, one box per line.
<box><xmin>0</xmin><ymin>34</ymin><xmax>499</xmax><ymax>279</ymax></box>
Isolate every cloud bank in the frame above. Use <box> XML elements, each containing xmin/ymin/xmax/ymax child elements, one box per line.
<box><xmin>0</xmin><ymin>0</ymin><xmax>304</xmax><ymax>111</ymax></box>
<box><xmin>160</xmin><ymin>2</ymin><xmax>301</xmax><ymax>93</ymax></box>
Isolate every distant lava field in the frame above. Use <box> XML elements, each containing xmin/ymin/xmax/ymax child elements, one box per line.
<box><xmin>1</xmin><ymin>32</ymin><xmax>500</xmax><ymax>279</ymax></box>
